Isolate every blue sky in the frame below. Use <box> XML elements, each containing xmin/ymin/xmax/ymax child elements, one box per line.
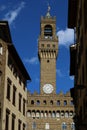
<box><xmin>0</xmin><ymin>0</ymin><xmax>74</xmax><ymax>94</ymax></box>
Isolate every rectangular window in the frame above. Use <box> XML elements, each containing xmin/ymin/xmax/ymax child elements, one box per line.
<box><xmin>13</xmin><ymin>67</ymin><xmax>17</xmax><ymax>78</ymax></box>
<box><xmin>12</xmin><ymin>86</ymin><xmax>16</xmax><ymax>106</ymax></box>
<box><xmin>45</xmin><ymin>123</ymin><xmax>49</xmax><ymax>130</ymax></box>
<box><xmin>23</xmin><ymin>82</ymin><xmax>26</xmax><ymax>91</ymax></box>
<box><xmin>11</xmin><ymin>114</ymin><xmax>16</xmax><ymax>130</ymax></box>
<box><xmin>19</xmin><ymin>93</ymin><xmax>22</xmax><ymax>112</ymax></box>
<box><xmin>5</xmin><ymin>109</ymin><xmax>10</xmax><ymax>130</ymax></box>
<box><xmin>7</xmin><ymin>78</ymin><xmax>11</xmax><ymax>101</ymax></box>
<box><xmin>53</xmin><ymin>44</ymin><xmax>55</xmax><ymax>48</ymax></box>
<box><xmin>23</xmin><ymin>123</ymin><xmax>26</xmax><ymax>130</ymax></box>
<box><xmin>19</xmin><ymin>77</ymin><xmax>22</xmax><ymax>85</ymax></box>
<box><xmin>41</xmin><ymin>44</ymin><xmax>44</xmax><ymax>47</ymax></box>
<box><xmin>23</xmin><ymin>99</ymin><xmax>26</xmax><ymax>116</ymax></box>
<box><xmin>8</xmin><ymin>55</ymin><xmax>13</xmax><ymax>71</ymax></box>
<box><xmin>18</xmin><ymin>119</ymin><xmax>21</xmax><ymax>130</ymax></box>
<box><xmin>47</xmin><ymin>44</ymin><xmax>50</xmax><ymax>47</ymax></box>
<box><xmin>32</xmin><ymin>122</ymin><xmax>36</xmax><ymax>129</ymax></box>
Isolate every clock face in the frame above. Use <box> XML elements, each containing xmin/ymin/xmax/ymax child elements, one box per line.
<box><xmin>43</xmin><ymin>84</ymin><xmax>54</xmax><ymax>94</ymax></box>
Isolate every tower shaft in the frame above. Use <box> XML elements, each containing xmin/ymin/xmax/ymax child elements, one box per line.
<box><xmin>38</xmin><ymin>15</ymin><xmax>58</xmax><ymax>95</ymax></box>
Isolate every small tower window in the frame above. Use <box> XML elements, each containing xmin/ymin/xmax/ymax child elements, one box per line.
<box><xmin>64</xmin><ymin>100</ymin><xmax>67</xmax><ymax>106</ymax></box>
<box><xmin>47</xmin><ymin>59</ymin><xmax>50</xmax><ymax>63</ymax></box>
<box><xmin>36</xmin><ymin>100</ymin><xmax>40</xmax><ymax>105</ymax></box>
<box><xmin>50</xmin><ymin>100</ymin><xmax>53</xmax><ymax>105</ymax></box>
<box><xmin>57</xmin><ymin>100</ymin><xmax>60</xmax><ymax>106</ymax></box>
<box><xmin>47</xmin><ymin>44</ymin><xmax>50</xmax><ymax>47</ymax></box>
<box><xmin>31</xmin><ymin>100</ymin><xmax>34</xmax><ymax>105</ymax></box>
<box><xmin>70</xmin><ymin>100</ymin><xmax>74</xmax><ymax>105</ymax></box>
<box><xmin>43</xmin><ymin>100</ymin><xmax>47</xmax><ymax>105</ymax></box>
<box><xmin>44</xmin><ymin>25</ymin><xmax>52</xmax><ymax>37</ymax></box>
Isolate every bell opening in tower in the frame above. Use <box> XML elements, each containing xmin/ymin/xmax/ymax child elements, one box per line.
<box><xmin>44</xmin><ymin>25</ymin><xmax>53</xmax><ymax>39</ymax></box>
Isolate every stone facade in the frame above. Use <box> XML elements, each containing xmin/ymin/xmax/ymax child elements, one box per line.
<box><xmin>27</xmin><ymin>92</ymin><xmax>75</xmax><ymax>130</ymax></box>
<box><xmin>0</xmin><ymin>21</ymin><xmax>30</xmax><ymax>130</ymax></box>
<box><xmin>68</xmin><ymin>0</ymin><xmax>87</xmax><ymax>129</ymax></box>
<box><xmin>27</xmin><ymin>8</ymin><xmax>75</xmax><ymax>130</ymax></box>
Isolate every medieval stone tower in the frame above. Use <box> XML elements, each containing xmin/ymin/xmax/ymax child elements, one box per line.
<box><xmin>38</xmin><ymin>6</ymin><xmax>58</xmax><ymax>95</ymax></box>
<box><xmin>27</xmin><ymin>6</ymin><xmax>75</xmax><ymax>130</ymax></box>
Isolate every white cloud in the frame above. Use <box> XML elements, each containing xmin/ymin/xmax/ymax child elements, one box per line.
<box><xmin>4</xmin><ymin>1</ymin><xmax>25</xmax><ymax>25</ymax></box>
<box><xmin>24</xmin><ymin>57</ymin><xmax>38</xmax><ymax>65</ymax></box>
<box><xmin>57</xmin><ymin>28</ymin><xmax>74</xmax><ymax>47</ymax></box>
<box><xmin>56</xmin><ymin>69</ymin><xmax>63</xmax><ymax>77</ymax></box>
<box><xmin>69</xmin><ymin>76</ymin><xmax>74</xmax><ymax>80</ymax></box>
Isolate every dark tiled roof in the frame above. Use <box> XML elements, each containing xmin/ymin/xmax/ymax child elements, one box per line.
<box><xmin>0</xmin><ymin>21</ymin><xmax>12</xmax><ymax>43</ymax></box>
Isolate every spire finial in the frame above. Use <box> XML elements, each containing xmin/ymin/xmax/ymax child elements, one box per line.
<box><xmin>48</xmin><ymin>4</ymin><xmax>51</xmax><ymax>12</ymax></box>
<box><xmin>46</xmin><ymin>3</ymin><xmax>51</xmax><ymax>18</ymax></box>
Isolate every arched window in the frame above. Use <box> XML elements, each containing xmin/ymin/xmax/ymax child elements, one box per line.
<box><xmin>32</xmin><ymin>110</ymin><xmax>36</xmax><ymax>118</ymax></box>
<box><xmin>61</xmin><ymin>111</ymin><xmax>64</xmax><ymax>118</ymax></box>
<box><xmin>43</xmin><ymin>100</ymin><xmax>47</xmax><ymax>105</ymax></box>
<box><xmin>41</xmin><ymin>111</ymin><xmax>44</xmax><ymax>118</ymax></box>
<box><xmin>27</xmin><ymin>110</ymin><xmax>31</xmax><ymax>117</ymax></box>
<box><xmin>36</xmin><ymin>110</ymin><xmax>40</xmax><ymax>118</ymax></box>
<box><xmin>65</xmin><ymin>111</ymin><xmax>69</xmax><ymax>118</ymax></box>
<box><xmin>44</xmin><ymin>111</ymin><xmax>48</xmax><ymax>118</ymax></box>
<box><xmin>70</xmin><ymin>100</ymin><xmax>74</xmax><ymax>105</ymax></box>
<box><xmin>48</xmin><ymin>111</ymin><xmax>52</xmax><ymax>118</ymax></box>
<box><xmin>69</xmin><ymin>111</ymin><xmax>73</xmax><ymax>117</ymax></box>
<box><xmin>56</xmin><ymin>111</ymin><xmax>60</xmax><ymax>118</ymax></box>
<box><xmin>57</xmin><ymin>100</ymin><xmax>60</xmax><ymax>106</ymax></box>
<box><xmin>31</xmin><ymin>100</ymin><xmax>34</xmax><ymax>105</ymax></box>
<box><xmin>36</xmin><ymin>100</ymin><xmax>40</xmax><ymax>105</ymax></box>
<box><xmin>52</xmin><ymin>111</ymin><xmax>56</xmax><ymax>118</ymax></box>
<box><xmin>44</xmin><ymin>25</ymin><xmax>53</xmax><ymax>37</ymax></box>
<box><xmin>50</xmin><ymin>100</ymin><xmax>53</xmax><ymax>105</ymax></box>
<box><xmin>62</xmin><ymin>122</ymin><xmax>67</xmax><ymax>130</ymax></box>
<box><xmin>0</xmin><ymin>44</ymin><xmax>3</xmax><ymax>55</ymax></box>
<box><xmin>64</xmin><ymin>100</ymin><xmax>67</xmax><ymax>106</ymax></box>
<box><xmin>71</xmin><ymin>122</ymin><xmax>75</xmax><ymax>130</ymax></box>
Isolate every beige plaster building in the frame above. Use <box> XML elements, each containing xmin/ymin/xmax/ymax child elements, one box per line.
<box><xmin>27</xmin><ymin>7</ymin><xmax>75</xmax><ymax>130</ymax></box>
<box><xmin>0</xmin><ymin>21</ymin><xmax>31</xmax><ymax>130</ymax></box>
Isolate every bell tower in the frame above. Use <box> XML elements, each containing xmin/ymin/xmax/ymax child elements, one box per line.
<box><xmin>38</xmin><ymin>6</ymin><xmax>58</xmax><ymax>95</ymax></box>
